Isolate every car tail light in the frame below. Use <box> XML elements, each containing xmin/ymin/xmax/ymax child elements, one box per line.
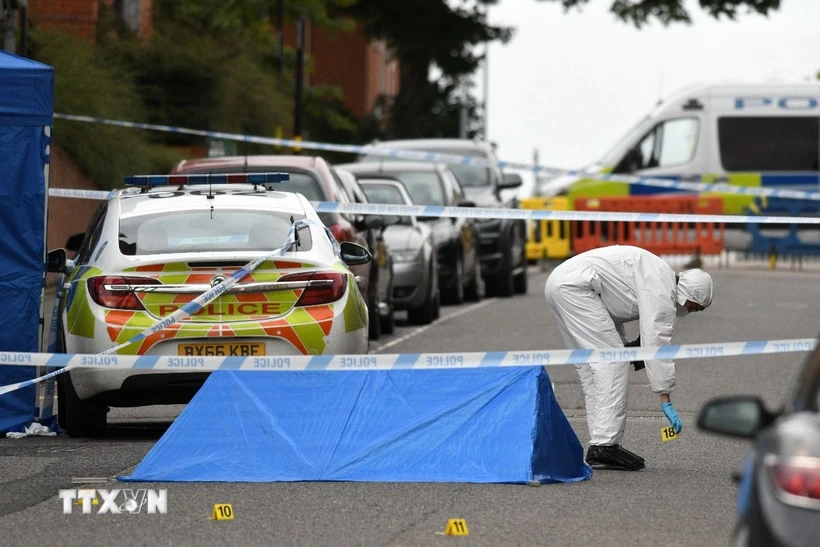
<box><xmin>765</xmin><ymin>414</ymin><xmax>820</xmax><ymax>509</ymax></box>
<box><xmin>88</xmin><ymin>276</ymin><xmax>161</xmax><ymax>310</ymax></box>
<box><xmin>278</xmin><ymin>271</ymin><xmax>347</xmax><ymax>306</ymax></box>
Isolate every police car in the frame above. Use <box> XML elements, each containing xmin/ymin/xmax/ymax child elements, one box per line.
<box><xmin>46</xmin><ymin>173</ymin><xmax>372</xmax><ymax>437</ymax></box>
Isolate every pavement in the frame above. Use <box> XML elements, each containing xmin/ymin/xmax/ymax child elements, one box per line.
<box><xmin>1</xmin><ymin>265</ymin><xmax>817</xmax><ymax>547</ymax></box>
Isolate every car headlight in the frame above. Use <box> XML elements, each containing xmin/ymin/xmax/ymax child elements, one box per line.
<box><xmin>393</xmin><ymin>249</ymin><xmax>422</xmax><ymax>262</ymax></box>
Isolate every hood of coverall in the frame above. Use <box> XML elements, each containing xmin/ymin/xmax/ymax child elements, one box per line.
<box><xmin>675</xmin><ymin>269</ymin><xmax>713</xmax><ymax>316</ymax></box>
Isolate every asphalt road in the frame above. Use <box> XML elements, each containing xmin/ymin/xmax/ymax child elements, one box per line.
<box><xmin>1</xmin><ymin>263</ymin><xmax>818</xmax><ymax>547</ymax></box>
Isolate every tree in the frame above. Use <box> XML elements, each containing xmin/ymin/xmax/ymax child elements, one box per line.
<box><xmin>351</xmin><ymin>0</ymin><xmax>513</xmax><ymax>139</ymax></box>
<box><xmin>539</xmin><ymin>0</ymin><xmax>782</xmax><ymax>28</ymax></box>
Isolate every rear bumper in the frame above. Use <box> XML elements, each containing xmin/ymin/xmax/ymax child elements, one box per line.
<box><xmin>67</xmin><ymin>330</ymin><xmax>368</xmax><ymax>402</ymax></box>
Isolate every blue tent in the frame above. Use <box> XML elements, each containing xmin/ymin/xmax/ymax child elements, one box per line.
<box><xmin>0</xmin><ymin>51</ymin><xmax>54</xmax><ymax>433</ymax></box>
<box><xmin>122</xmin><ymin>367</ymin><xmax>592</xmax><ymax>484</ymax></box>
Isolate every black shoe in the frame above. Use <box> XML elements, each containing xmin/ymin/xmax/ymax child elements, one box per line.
<box><xmin>586</xmin><ymin>444</ymin><xmax>646</xmax><ymax>471</ymax></box>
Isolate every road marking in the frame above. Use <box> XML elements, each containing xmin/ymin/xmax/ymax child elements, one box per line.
<box><xmin>370</xmin><ymin>298</ymin><xmax>497</xmax><ymax>354</ymax></box>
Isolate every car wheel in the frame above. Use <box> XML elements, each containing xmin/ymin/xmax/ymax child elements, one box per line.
<box><xmin>464</xmin><ymin>254</ymin><xmax>484</xmax><ymax>302</ymax></box>
<box><xmin>368</xmin><ymin>301</ymin><xmax>382</xmax><ymax>340</ymax></box>
<box><xmin>514</xmin><ymin>267</ymin><xmax>528</xmax><ymax>294</ymax></box>
<box><xmin>442</xmin><ymin>255</ymin><xmax>465</xmax><ymax>305</ymax></box>
<box><xmin>60</xmin><ymin>372</ymin><xmax>107</xmax><ymax>438</ymax></box>
<box><xmin>433</xmin><ymin>288</ymin><xmax>441</xmax><ymax>319</ymax></box>
<box><xmin>488</xmin><ymin>253</ymin><xmax>514</xmax><ymax>298</ymax></box>
<box><xmin>381</xmin><ymin>301</ymin><xmax>395</xmax><ymax>335</ymax></box>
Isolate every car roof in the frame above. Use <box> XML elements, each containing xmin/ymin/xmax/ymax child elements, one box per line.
<box><xmin>367</xmin><ymin>139</ymin><xmax>493</xmax><ymax>153</ymax></box>
<box><xmin>338</xmin><ymin>161</ymin><xmax>443</xmax><ymax>173</ymax></box>
<box><xmin>113</xmin><ymin>185</ymin><xmax>309</xmax><ymax>217</ymax></box>
<box><xmin>173</xmin><ymin>155</ymin><xmax>330</xmax><ymax>173</ymax></box>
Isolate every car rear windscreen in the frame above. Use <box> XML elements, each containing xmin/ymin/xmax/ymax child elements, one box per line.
<box><xmin>371</xmin><ymin>172</ymin><xmax>446</xmax><ymax>206</ymax></box>
<box><xmin>718</xmin><ymin>116</ymin><xmax>820</xmax><ymax>171</ymax></box>
<box><xmin>360</xmin><ymin>183</ymin><xmax>412</xmax><ymax>224</ymax></box>
<box><xmin>118</xmin><ymin>210</ymin><xmax>311</xmax><ymax>255</ymax></box>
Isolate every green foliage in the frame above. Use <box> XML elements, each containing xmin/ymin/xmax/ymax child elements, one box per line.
<box><xmin>28</xmin><ymin>30</ymin><xmax>183</xmax><ymax>190</ymax></box>
<box><xmin>540</xmin><ymin>0</ymin><xmax>782</xmax><ymax>28</ymax></box>
<box><xmin>351</xmin><ymin>0</ymin><xmax>512</xmax><ymax>140</ymax></box>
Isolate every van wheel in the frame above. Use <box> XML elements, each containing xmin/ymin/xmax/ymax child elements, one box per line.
<box><xmin>60</xmin><ymin>372</ymin><xmax>107</xmax><ymax>438</ymax></box>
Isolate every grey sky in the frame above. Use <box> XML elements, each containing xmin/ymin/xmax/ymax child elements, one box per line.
<box><xmin>485</xmin><ymin>0</ymin><xmax>820</xmax><ymax>172</ymax></box>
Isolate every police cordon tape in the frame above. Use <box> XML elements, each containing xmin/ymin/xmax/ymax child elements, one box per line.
<box><xmin>52</xmin><ymin>113</ymin><xmax>820</xmax><ymax>203</ymax></box>
<box><xmin>0</xmin><ymin>339</ymin><xmax>816</xmax><ymax>380</ymax></box>
<box><xmin>46</xmin><ymin>188</ymin><xmax>820</xmax><ymax>226</ymax></box>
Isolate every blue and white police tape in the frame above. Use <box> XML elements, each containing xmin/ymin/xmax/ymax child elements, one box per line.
<box><xmin>52</xmin><ymin>113</ymin><xmax>820</xmax><ymax>203</ymax></box>
<box><xmin>46</xmin><ymin>188</ymin><xmax>820</xmax><ymax>225</ymax></box>
<box><xmin>0</xmin><ymin>339</ymin><xmax>815</xmax><ymax>391</ymax></box>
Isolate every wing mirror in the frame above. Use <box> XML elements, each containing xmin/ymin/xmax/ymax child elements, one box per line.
<box><xmin>696</xmin><ymin>395</ymin><xmax>776</xmax><ymax>439</ymax></box>
<box><xmin>499</xmin><ymin>172</ymin><xmax>523</xmax><ymax>190</ymax></box>
<box><xmin>458</xmin><ymin>200</ymin><xmax>476</xmax><ymax>208</ymax></box>
<box><xmin>340</xmin><ymin>241</ymin><xmax>372</xmax><ymax>266</ymax></box>
<box><xmin>65</xmin><ymin>233</ymin><xmax>85</xmax><ymax>253</ymax></box>
<box><xmin>46</xmin><ymin>248</ymin><xmax>68</xmax><ymax>273</ymax></box>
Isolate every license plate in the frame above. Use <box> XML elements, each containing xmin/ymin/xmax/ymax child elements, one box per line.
<box><xmin>177</xmin><ymin>343</ymin><xmax>265</xmax><ymax>357</ymax></box>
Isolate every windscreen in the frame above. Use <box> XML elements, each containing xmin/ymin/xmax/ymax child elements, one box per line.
<box><xmin>360</xmin><ymin>183</ymin><xmax>412</xmax><ymax>225</ymax></box>
<box><xmin>119</xmin><ymin>210</ymin><xmax>311</xmax><ymax>255</ymax></box>
<box><xmin>376</xmin><ymin>172</ymin><xmax>446</xmax><ymax>206</ymax></box>
<box><xmin>361</xmin><ymin>147</ymin><xmax>492</xmax><ymax>187</ymax></box>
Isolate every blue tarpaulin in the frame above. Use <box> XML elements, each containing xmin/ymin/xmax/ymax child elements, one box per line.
<box><xmin>0</xmin><ymin>51</ymin><xmax>54</xmax><ymax>433</ymax></box>
<box><xmin>122</xmin><ymin>367</ymin><xmax>592</xmax><ymax>484</ymax></box>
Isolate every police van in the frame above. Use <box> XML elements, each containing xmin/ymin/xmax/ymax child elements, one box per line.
<box><xmin>539</xmin><ymin>83</ymin><xmax>820</xmax><ymax>215</ymax></box>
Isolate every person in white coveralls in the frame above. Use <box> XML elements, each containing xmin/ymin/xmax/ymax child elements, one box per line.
<box><xmin>545</xmin><ymin>245</ymin><xmax>713</xmax><ymax>471</ymax></box>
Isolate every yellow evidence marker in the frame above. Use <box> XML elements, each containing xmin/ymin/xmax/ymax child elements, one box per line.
<box><xmin>661</xmin><ymin>426</ymin><xmax>680</xmax><ymax>442</ymax></box>
<box><xmin>435</xmin><ymin>519</ymin><xmax>469</xmax><ymax>536</ymax></box>
<box><xmin>211</xmin><ymin>503</ymin><xmax>234</xmax><ymax>520</ymax></box>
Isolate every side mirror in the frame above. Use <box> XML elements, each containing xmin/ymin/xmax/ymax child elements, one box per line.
<box><xmin>499</xmin><ymin>172</ymin><xmax>523</xmax><ymax>190</ymax></box>
<box><xmin>340</xmin><ymin>241</ymin><xmax>372</xmax><ymax>266</ymax></box>
<box><xmin>65</xmin><ymin>233</ymin><xmax>85</xmax><ymax>253</ymax></box>
<box><xmin>697</xmin><ymin>396</ymin><xmax>775</xmax><ymax>439</ymax></box>
<box><xmin>46</xmin><ymin>248</ymin><xmax>68</xmax><ymax>273</ymax></box>
<box><xmin>458</xmin><ymin>200</ymin><xmax>477</xmax><ymax>208</ymax></box>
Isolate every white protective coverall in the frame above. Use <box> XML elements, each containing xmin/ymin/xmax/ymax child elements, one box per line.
<box><xmin>545</xmin><ymin>245</ymin><xmax>712</xmax><ymax>446</ymax></box>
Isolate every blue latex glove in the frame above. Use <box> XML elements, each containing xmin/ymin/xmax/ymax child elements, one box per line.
<box><xmin>661</xmin><ymin>401</ymin><xmax>683</xmax><ymax>434</ymax></box>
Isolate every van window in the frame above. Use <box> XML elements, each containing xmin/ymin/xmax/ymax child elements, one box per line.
<box><xmin>613</xmin><ymin>117</ymin><xmax>700</xmax><ymax>173</ymax></box>
<box><xmin>718</xmin><ymin>117</ymin><xmax>820</xmax><ymax>171</ymax></box>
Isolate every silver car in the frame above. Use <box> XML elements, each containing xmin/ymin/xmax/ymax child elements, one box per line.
<box><xmin>358</xmin><ymin>179</ymin><xmax>440</xmax><ymax>325</ymax></box>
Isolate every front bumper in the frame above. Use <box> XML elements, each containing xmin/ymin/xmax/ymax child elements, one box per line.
<box><xmin>391</xmin><ymin>260</ymin><xmax>433</xmax><ymax>310</ymax></box>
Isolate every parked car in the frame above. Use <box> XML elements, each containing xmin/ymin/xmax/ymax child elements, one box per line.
<box><xmin>697</xmin><ymin>338</ymin><xmax>820</xmax><ymax>547</ymax></box>
<box><xmin>339</xmin><ymin>161</ymin><xmax>482</xmax><ymax>305</ymax></box>
<box><xmin>357</xmin><ymin>178</ymin><xmax>440</xmax><ymax>325</ymax></box>
<box><xmin>172</xmin><ymin>155</ymin><xmax>394</xmax><ymax>341</ymax></box>
<box><xmin>357</xmin><ymin>139</ymin><xmax>528</xmax><ymax>297</ymax></box>
<box><xmin>334</xmin><ymin>167</ymin><xmax>397</xmax><ymax>337</ymax></box>
<box><xmin>47</xmin><ymin>176</ymin><xmax>372</xmax><ymax>437</ymax></box>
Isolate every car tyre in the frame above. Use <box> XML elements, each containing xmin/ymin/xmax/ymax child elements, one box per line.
<box><xmin>59</xmin><ymin>372</ymin><xmax>107</xmax><ymax>438</ymax></box>
<box><xmin>408</xmin><ymin>262</ymin><xmax>439</xmax><ymax>325</ymax></box>
<box><xmin>368</xmin><ymin>302</ymin><xmax>382</xmax><ymax>340</ymax></box>
<box><xmin>464</xmin><ymin>255</ymin><xmax>484</xmax><ymax>302</ymax></box>
<box><xmin>381</xmin><ymin>302</ymin><xmax>395</xmax><ymax>335</ymax></box>
<box><xmin>488</xmin><ymin>253</ymin><xmax>514</xmax><ymax>298</ymax></box>
<box><xmin>442</xmin><ymin>255</ymin><xmax>465</xmax><ymax>305</ymax></box>
<box><xmin>514</xmin><ymin>267</ymin><xmax>528</xmax><ymax>294</ymax></box>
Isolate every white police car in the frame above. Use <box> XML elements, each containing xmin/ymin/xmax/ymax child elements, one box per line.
<box><xmin>47</xmin><ymin>173</ymin><xmax>372</xmax><ymax>437</ymax></box>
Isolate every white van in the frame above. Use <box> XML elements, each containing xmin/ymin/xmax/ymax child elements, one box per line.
<box><xmin>540</xmin><ymin>83</ymin><xmax>820</xmax><ymax>215</ymax></box>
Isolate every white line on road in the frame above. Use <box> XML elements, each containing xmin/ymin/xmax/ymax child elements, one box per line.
<box><xmin>370</xmin><ymin>298</ymin><xmax>498</xmax><ymax>354</ymax></box>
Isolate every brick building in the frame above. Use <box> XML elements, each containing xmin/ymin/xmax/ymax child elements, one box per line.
<box><xmin>28</xmin><ymin>0</ymin><xmax>152</xmax><ymax>41</ymax></box>
<box><xmin>27</xmin><ymin>1</ymin><xmax>398</xmax><ymax>121</ymax></box>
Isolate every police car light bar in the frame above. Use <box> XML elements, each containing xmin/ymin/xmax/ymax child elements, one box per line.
<box><xmin>123</xmin><ymin>173</ymin><xmax>290</xmax><ymax>186</ymax></box>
